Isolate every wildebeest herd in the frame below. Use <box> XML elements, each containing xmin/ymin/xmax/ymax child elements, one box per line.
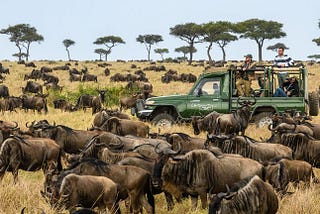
<box><xmin>1</xmin><ymin>98</ymin><xmax>320</xmax><ymax>214</ymax></box>
<box><xmin>1</xmin><ymin>61</ymin><xmax>320</xmax><ymax>213</ymax></box>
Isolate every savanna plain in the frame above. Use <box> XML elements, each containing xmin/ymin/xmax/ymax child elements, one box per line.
<box><xmin>0</xmin><ymin>60</ymin><xmax>320</xmax><ymax>214</ymax></box>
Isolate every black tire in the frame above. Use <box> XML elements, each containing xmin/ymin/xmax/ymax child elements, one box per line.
<box><xmin>151</xmin><ymin>113</ymin><xmax>175</xmax><ymax>128</ymax></box>
<box><xmin>309</xmin><ymin>91</ymin><xmax>319</xmax><ymax>116</ymax></box>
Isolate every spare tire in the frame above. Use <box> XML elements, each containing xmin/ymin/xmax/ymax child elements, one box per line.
<box><xmin>309</xmin><ymin>91</ymin><xmax>319</xmax><ymax>116</ymax></box>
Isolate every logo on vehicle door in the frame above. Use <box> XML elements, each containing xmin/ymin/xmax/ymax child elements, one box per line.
<box><xmin>191</xmin><ymin>103</ymin><xmax>214</xmax><ymax>111</ymax></box>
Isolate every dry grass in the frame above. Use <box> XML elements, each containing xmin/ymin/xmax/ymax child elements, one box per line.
<box><xmin>0</xmin><ymin>60</ymin><xmax>320</xmax><ymax>213</ymax></box>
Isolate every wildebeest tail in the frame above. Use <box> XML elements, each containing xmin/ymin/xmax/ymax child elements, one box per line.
<box><xmin>44</xmin><ymin>98</ymin><xmax>48</xmax><ymax>114</ymax></box>
<box><xmin>311</xmin><ymin>169</ymin><xmax>319</xmax><ymax>183</ymax></box>
<box><xmin>57</xmin><ymin>148</ymin><xmax>63</xmax><ymax>171</ymax></box>
<box><xmin>146</xmin><ymin>174</ymin><xmax>155</xmax><ymax>213</ymax></box>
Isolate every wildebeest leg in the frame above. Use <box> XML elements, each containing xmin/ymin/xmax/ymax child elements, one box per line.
<box><xmin>190</xmin><ymin>195</ymin><xmax>198</xmax><ymax>210</ymax></box>
<box><xmin>164</xmin><ymin>191</ymin><xmax>174</xmax><ymax>210</ymax></box>
<box><xmin>199</xmin><ymin>192</ymin><xmax>207</xmax><ymax>209</ymax></box>
<box><xmin>139</xmin><ymin>194</ymin><xmax>153</xmax><ymax>214</ymax></box>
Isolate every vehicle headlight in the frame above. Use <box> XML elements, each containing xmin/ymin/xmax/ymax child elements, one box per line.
<box><xmin>145</xmin><ymin>100</ymin><xmax>155</xmax><ymax>105</ymax></box>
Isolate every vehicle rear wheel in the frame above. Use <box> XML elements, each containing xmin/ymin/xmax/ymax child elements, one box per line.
<box><xmin>309</xmin><ymin>91</ymin><xmax>319</xmax><ymax>116</ymax></box>
<box><xmin>151</xmin><ymin>113</ymin><xmax>175</xmax><ymax>128</ymax></box>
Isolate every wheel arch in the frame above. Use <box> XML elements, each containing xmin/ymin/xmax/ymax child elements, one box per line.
<box><xmin>150</xmin><ymin>105</ymin><xmax>180</xmax><ymax>121</ymax></box>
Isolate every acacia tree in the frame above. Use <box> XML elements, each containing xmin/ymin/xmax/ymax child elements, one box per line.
<box><xmin>94</xmin><ymin>48</ymin><xmax>110</xmax><ymax>61</ymax></box>
<box><xmin>0</xmin><ymin>24</ymin><xmax>43</xmax><ymax>61</ymax></box>
<box><xmin>175</xmin><ymin>46</ymin><xmax>197</xmax><ymax>61</ymax></box>
<box><xmin>236</xmin><ymin>19</ymin><xmax>286</xmax><ymax>61</ymax></box>
<box><xmin>154</xmin><ymin>48</ymin><xmax>169</xmax><ymax>60</ymax></box>
<box><xmin>63</xmin><ymin>39</ymin><xmax>75</xmax><ymax>61</ymax></box>
<box><xmin>201</xmin><ymin>21</ymin><xmax>237</xmax><ymax>65</ymax></box>
<box><xmin>312</xmin><ymin>20</ymin><xmax>320</xmax><ymax>46</ymax></box>
<box><xmin>170</xmin><ymin>23</ymin><xmax>202</xmax><ymax>65</ymax></box>
<box><xmin>136</xmin><ymin>34</ymin><xmax>163</xmax><ymax>61</ymax></box>
<box><xmin>267</xmin><ymin>43</ymin><xmax>289</xmax><ymax>52</ymax></box>
<box><xmin>93</xmin><ymin>36</ymin><xmax>125</xmax><ymax>61</ymax></box>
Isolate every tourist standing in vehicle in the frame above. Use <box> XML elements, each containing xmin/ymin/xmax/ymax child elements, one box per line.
<box><xmin>273</xmin><ymin>47</ymin><xmax>294</xmax><ymax>67</ymax></box>
<box><xmin>236</xmin><ymin>54</ymin><xmax>256</xmax><ymax>97</ymax></box>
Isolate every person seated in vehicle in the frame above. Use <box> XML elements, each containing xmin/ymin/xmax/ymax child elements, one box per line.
<box><xmin>236</xmin><ymin>54</ymin><xmax>257</xmax><ymax>97</ymax></box>
<box><xmin>273</xmin><ymin>76</ymin><xmax>299</xmax><ymax>97</ymax></box>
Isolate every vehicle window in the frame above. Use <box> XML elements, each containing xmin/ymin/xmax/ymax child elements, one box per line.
<box><xmin>195</xmin><ymin>79</ymin><xmax>221</xmax><ymax>96</ymax></box>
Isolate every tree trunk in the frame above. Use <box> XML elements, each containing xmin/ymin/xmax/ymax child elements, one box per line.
<box><xmin>26</xmin><ymin>42</ymin><xmax>31</xmax><ymax>61</ymax></box>
<box><xmin>222</xmin><ymin>47</ymin><xmax>226</xmax><ymax>63</ymax></box>
<box><xmin>15</xmin><ymin>43</ymin><xmax>22</xmax><ymax>61</ymax></box>
<box><xmin>207</xmin><ymin>42</ymin><xmax>213</xmax><ymax>66</ymax></box>
<box><xmin>99</xmin><ymin>54</ymin><xmax>102</xmax><ymax>61</ymax></box>
<box><xmin>258</xmin><ymin>43</ymin><xmax>263</xmax><ymax>62</ymax></box>
<box><xmin>188</xmin><ymin>44</ymin><xmax>194</xmax><ymax>65</ymax></box>
<box><xmin>147</xmin><ymin>44</ymin><xmax>151</xmax><ymax>61</ymax></box>
<box><xmin>66</xmin><ymin>48</ymin><xmax>71</xmax><ymax>61</ymax></box>
<box><xmin>105</xmin><ymin>54</ymin><xmax>108</xmax><ymax>61</ymax></box>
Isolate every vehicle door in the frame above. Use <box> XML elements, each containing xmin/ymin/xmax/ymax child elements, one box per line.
<box><xmin>183</xmin><ymin>78</ymin><xmax>223</xmax><ymax>117</ymax></box>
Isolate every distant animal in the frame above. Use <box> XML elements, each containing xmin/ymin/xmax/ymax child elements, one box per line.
<box><xmin>102</xmin><ymin>117</ymin><xmax>149</xmax><ymax>137</ymax></box>
<box><xmin>0</xmin><ymin>85</ymin><xmax>9</xmax><ymax>98</ymax></box>
<box><xmin>22</xmin><ymin>81</ymin><xmax>43</xmax><ymax>94</ymax></box>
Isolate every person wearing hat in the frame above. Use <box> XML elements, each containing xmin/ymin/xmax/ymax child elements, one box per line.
<box><xmin>236</xmin><ymin>54</ymin><xmax>256</xmax><ymax>97</ymax></box>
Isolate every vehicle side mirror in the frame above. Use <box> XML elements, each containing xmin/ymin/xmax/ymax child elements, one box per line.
<box><xmin>197</xmin><ymin>88</ymin><xmax>203</xmax><ymax>97</ymax></box>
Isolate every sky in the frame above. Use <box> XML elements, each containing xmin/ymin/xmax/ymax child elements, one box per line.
<box><xmin>0</xmin><ymin>0</ymin><xmax>319</xmax><ymax>62</ymax></box>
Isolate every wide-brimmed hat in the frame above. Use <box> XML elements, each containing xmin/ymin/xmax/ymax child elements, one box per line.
<box><xmin>244</xmin><ymin>54</ymin><xmax>253</xmax><ymax>58</ymax></box>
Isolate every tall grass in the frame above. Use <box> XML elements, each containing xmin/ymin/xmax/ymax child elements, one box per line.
<box><xmin>0</xmin><ymin>60</ymin><xmax>320</xmax><ymax>213</ymax></box>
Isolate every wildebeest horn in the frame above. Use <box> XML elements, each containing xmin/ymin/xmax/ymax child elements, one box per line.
<box><xmin>25</xmin><ymin>121</ymin><xmax>33</xmax><ymax>128</ymax></box>
<box><xmin>268</xmin><ymin>124</ymin><xmax>277</xmax><ymax>132</ymax></box>
<box><xmin>163</xmin><ymin>142</ymin><xmax>181</xmax><ymax>155</ymax></box>
<box><xmin>154</xmin><ymin>143</ymin><xmax>163</xmax><ymax>154</ymax></box>
<box><xmin>8</xmin><ymin>121</ymin><xmax>19</xmax><ymax>129</ymax></box>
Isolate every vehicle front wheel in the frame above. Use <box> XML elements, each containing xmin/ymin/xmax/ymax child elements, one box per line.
<box><xmin>151</xmin><ymin>113</ymin><xmax>175</xmax><ymax>128</ymax></box>
<box><xmin>252</xmin><ymin>112</ymin><xmax>273</xmax><ymax>128</ymax></box>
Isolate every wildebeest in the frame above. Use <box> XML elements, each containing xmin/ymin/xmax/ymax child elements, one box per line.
<box><xmin>120</xmin><ymin>93</ymin><xmax>144</xmax><ymax>111</ymax></box>
<box><xmin>207</xmin><ymin>134</ymin><xmax>293</xmax><ymax>162</ymax></box>
<box><xmin>102</xmin><ymin>117</ymin><xmax>149</xmax><ymax>137</ymax></box>
<box><xmin>0</xmin><ymin>63</ymin><xmax>9</xmax><ymax>74</ymax></box>
<box><xmin>81</xmin><ymin>73</ymin><xmax>98</xmax><ymax>82</ymax></box>
<box><xmin>214</xmin><ymin>98</ymin><xmax>256</xmax><ymax>135</ymax></box>
<box><xmin>278</xmin><ymin>133</ymin><xmax>320</xmax><ymax>167</ymax></box>
<box><xmin>0</xmin><ymin>84</ymin><xmax>9</xmax><ymax>98</ymax></box>
<box><xmin>0</xmin><ymin>121</ymin><xmax>18</xmax><ymax>143</ymax></box>
<box><xmin>69</xmin><ymin>72</ymin><xmax>82</xmax><ymax>82</ymax></box>
<box><xmin>192</xmin><ymin>111</ymin><xmax>221</xmax><ymax>135</ymax></box>
<box><xmin>154</xmin><ymin>149</ymin><xmax>264</xmax><ymax>209</ymax></box>
<box><xmin>0</xmin><ymin>136</ymin><xmax>62</xmax><ymax>183</ymax></box>
<box><xmin>74</xmin><ymin>90</ymin><xmax>106</xmax><ymax>114</ymax></box>
<box><xmin>25</xmin><ymin>62</ymin><xmax>36</xmax><ymax>67</ymax></box>
<box><xmin>24</xmin><ymin>69</ymin><xmax>42</xmax><ymax>81</ymax></box>
<box><xmin>22</xmin><ymin>81</ymin><xmax>43</xmax><ymax>94</ymax></box>
<box><xmin>56</xmin><ymin>173</ymin><xmax>120</xmax><ymax>213</ymax></box>
<box><xmin>264</xmin><ymin>158</ymin><xmax>318</xmax><ymax>192</ymax></box>
<box><xmin>45</xmin><ymin>159</ymin><xmax>155</xmax><ymax>214</ymax></box>
<box><xmin>269</xmin><ymin>122</ymin><xmax>314</xmax><ymax>137</ymax></box>
<box><xmin>208</xmin><ymin>175</ymin><xmax>278</xmax><ymax>214</ymax></box>
<box><xmin>7</xmin><ymin>96</ymin><xmax>23</xmax><ymax>112</ymax></box>
<box><xmin>20</xmin><ymin>94</ymin><xmax>48</xmax><ymax>113</ymax></box>
<box><xmin>53</xmin><ymin>99</ymin><xmax>75</xmax><ymax>112</ymax></box>
<box><xmin>44</xmin><ymin>82</ymin><xmax>63</xmax><ymax>92</ymax></box>
<box><xmin>30</xmin><ymin>124</ymin><xmax>102</xmax><ymax>154</ymax></box>
<box><xmin>41</xmin><ymin>73</ymin><xmax>59</xmax><ymax>85</ymax></box>
<box><xmin>40</xmin><ymin>66</ymin><xmax>53</xmax><ymax>73</ymax></box>
<box><xmin>92</xmin><ymin>109</ymin><xmax>130</xmax><ymax>128</ymax></box>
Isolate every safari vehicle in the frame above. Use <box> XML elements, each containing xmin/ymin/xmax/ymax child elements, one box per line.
<box><xmin>132</xmin><ymin>66</ymin><xmax>319</xmax><ymax>127</ymax></box>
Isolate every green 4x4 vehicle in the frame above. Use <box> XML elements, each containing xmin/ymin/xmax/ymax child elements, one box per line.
<box><xmin>132</xmin><ymin>66</ymin><xmax>319</xmax><ymax>127</ymax></box>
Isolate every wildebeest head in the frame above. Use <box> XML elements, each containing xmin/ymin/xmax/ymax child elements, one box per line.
<box><xmin>152</xmin><ymin>142</ymin><xmax>181</xmax><ymax>189</ymax></box>
<box><xmin>209</xmin><ymin>185</ymin><xmax>237</xmax><ymax>214</ymax></box>
<box><xmin>0</xmin><ymin>120</ymin><xmax>18</xmax><ymax>131</ymax></box>
<box><xmin>191</xmin><ymin>116</ymin><xmax>202</xmax><ymax>135</ymax></box>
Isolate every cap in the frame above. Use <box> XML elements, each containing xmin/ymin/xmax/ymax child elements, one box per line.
<box><xmin>244</xmin><ymin>54</ymin><xmax>253</xmax><ymax>58</ymax></box>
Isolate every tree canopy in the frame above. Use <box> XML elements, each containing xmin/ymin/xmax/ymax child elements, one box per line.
<box><xmin>0</xmin><ymin>23</ymin><xmax>43</xmax><ymax>61</ymax></box>
<box><xmin>136</xmin><ymin>34</ymin><xmax>163</xmax><ymax>61</ymax></box>
<box><xmin>94</xmin><ymin>48</ymin><xmax>110</xmax><ymax>61</ymax></box>
<box><xmin>63</xmin><ymin>39</ymin><xmax>75</xmax><ymax>61</ymax></box>
<box><xmin>154</xmin><ymin>48</ymin><xmax>169</xmax><ymax>60</ymax></box>
<box><xmin>236</xmin><ymin>19</ymin><xmax>286</xmax><ymax>61</ymax></box>
<box><xmin>93</xmin><ymin>36</ymin><xmax>125</xmax><ymax>61</ymax></box>
<box><xmin>267</xmin><ymin>43</ymin><xmax>289</xmax><ymax>52</ymax></box>
<box><xmin>201</xmin><ymin>21</ymin><xmax>237</xmax><ymax>64</ymax></box>
<box><xmin>170</xmin><ymin>23</ymin><xmax>202</xmax><ymax>65</ymax></box>
<box><xmin>175</xmin><ymin>46</ymin><xmax>197</xmax><ymax>61</ymax></box>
